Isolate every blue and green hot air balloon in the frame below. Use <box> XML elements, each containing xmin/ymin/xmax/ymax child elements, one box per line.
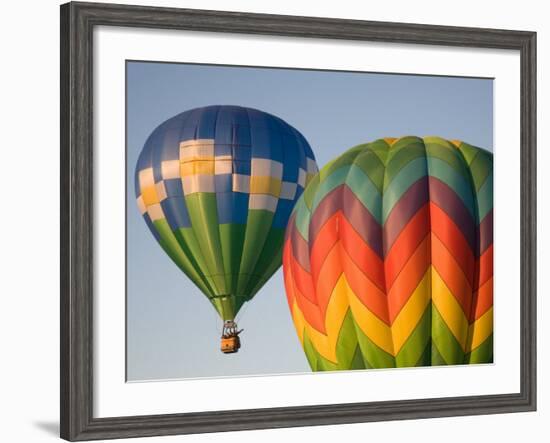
<box><xmin>135</xmin><ymin>105</ymin><xmax>318</xmax><ymax>353</ymax></box>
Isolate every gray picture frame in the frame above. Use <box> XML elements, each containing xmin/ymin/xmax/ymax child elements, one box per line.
<box><xmin>60</xmin><ymin>2</ymin><xmax>537</xmax><ymax>441</ymax></box>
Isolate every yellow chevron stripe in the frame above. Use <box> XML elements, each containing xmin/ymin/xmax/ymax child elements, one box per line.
<box><xmin>290</xmin><ymin>274</ymin><xmax>350</xmax><ymax>363</ymax></box>
<box><xmin>467</xmin><ymin>307</ymin><xmax>493</xmax><ymax>352</ymax></box>
<box><xmin>391</xmin><ymin>268</ymin><xmax>432</xmax><ymax>353</ymax></box>
<box><xmin>432</xmin><ymin>268</ymin><xmax>469</xmax><ymax>351</ymax></box>
<box><xmin>291</xmin><ymin>268</ymin><xmax>491</xmax><ymax>362</ymax></box>
<box><xmin>346</xmin><ymin>280</ymin><xmax>394</xmax><ymax>355</ymax></box>
<box><xmin>290</xmin><ymin>300</ymin><xmax>306</xmax><ymax>345</ymax></box>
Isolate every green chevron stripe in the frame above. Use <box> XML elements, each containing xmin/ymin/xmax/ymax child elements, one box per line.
<box><xmin>302</xmin><ymin>173</ymin><xmax>320</xmax><ymax>210</ymax></box>
<box><xmin>351</xmin><ymin>146</ymin><xmax>386</xmax><ymax>193</ymax></box>
<box><xmin>366</xmin><ymin>139</ymin><xmax>391</xmax><ymax>165</ymax></box>
<box><xmin>301</xmin><ymin>310</ymin><xmax>369</xmax><ymax>371</ymax></box>
<box><xmin>466</xmin><ymin>333</ymin><xmax>493</xmax><ymax>364</ymax></box>
<box><xmin>431</xmin><ymin>340</ymin><xmax>447</xmax><ymax>366</ymax></box>
<box><xmin>416</xmin><ymin>339</ymin><xmax>432</xmax><ymax>367</ymax></box>
<box><xmin>467</xmin><ymin>150</ymin><xmax>493</xmax><ymax>191</ymax></box>
<box><xmin>383</xmin><ymin>140</ymin><xmax>427</xmax><ymax>189</ymax></box>
<box><xmin>311</xmin><ymin>165</ymin><xmax>350</xmax><ymax>212</ymax></box>
<box><xmin>455</xmin><ymin>141</ymin><xmax>481</xmax><ymax>165</ymax></box>
<box><xmin>354</xmin><ymin>321</ymin><xmax>395</xmax><ymax>369</ymax></box>
<box><xmin>431</xmin><ymin>305</ymin><xmax>465</xmax><ymax>365</ymax></box>
<box><xmin>425</xmin><ymin>137</ymin><xmax>472</xmax><ymax>176</ymax></box>
<box><xmin>476</xmin><ymin>172</ymin><xmax>493</xmax><ymax>220</ymax></box>
<box><xmin>334</xmin><ymin>309</ymin><xmax>363</xmax><ymax>369</ymax></box>
<box><xmin>350</xmin><ymin>345</ymin><xmax>367</xmax><ymax>369</ymax></box>
<box><xmin>427</xmin><ymin>157</ymin><xmax>476</xmax><ymax>216</ymax></box>
<box><xmin>302</xmin><ymin>331</ymin><xmax>341</xmax><ymax>371</ymax></box>
<box><xmin>395</xmin><ymin>306</ymin><xmax>432</xmax><ymax>367</ymax></box>
<box><xmin>293</xmin><ymin>198</ymin><xmax>311</xmax><ymax>241</ymax></box>
<box><xmin>318</xmin><ymin>146</ymin><xmax>362</xmax><ymax>182</ymax></box>
<box><xmin>344</xmin><ymin>165</ymin><xmax>383</xmax><ymax>223</ymax></box>
<box><xmin>382</xmin><ymin>157</ymin><xmax>428</xmax><ymax>223</ymax></box>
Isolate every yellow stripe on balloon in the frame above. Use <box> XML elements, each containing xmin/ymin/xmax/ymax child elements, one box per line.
<box><xmin>290</xmin><ymin>299</ymin><xmax>306</xmax><ymax>345</ymax></box>
<box><xmin>391</xmin><ymin>268</ymin><xmax>432</xmax><ymax>354</ymax></box>
<box><xmin>291</xmin><ymin>274</ymin><xmax>350</xmax><ymax>363</ymax></box>
<box><xmin>467</xmin><ymin>307</ymin><xmax>493</xmax><ymax>352</ymax></box>
<box><xmin>432</xmin><ymin>267</ymin><xmax>470</xmax><ymax>351</ymax></box>
<box><xmin>346</xmin><ymin>280</ymin><xmax>394</xmax><ymax>355</ymax></box>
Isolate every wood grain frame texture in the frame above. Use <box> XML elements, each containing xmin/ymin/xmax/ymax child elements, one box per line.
<box><xmin>60</xmin><ymin>1</ymin><xmax>537</xmax><ymax>441</ymax></box>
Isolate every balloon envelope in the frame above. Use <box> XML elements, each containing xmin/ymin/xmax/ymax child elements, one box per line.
<box><xmin>135</xmin><ymin>105</ymin><xmax>318</xmax><ymax>321</ymax></box>
<box><xmin>283</xmin><ymin>136</ymin><xmax>493</xmax><ymax>370</ymax></box>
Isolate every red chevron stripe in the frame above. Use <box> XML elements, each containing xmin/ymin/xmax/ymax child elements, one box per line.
<box><xmin>429</xmin><ymin>202</ymin><xmax>475</xmax><ymax>284</ymax></box>
<box><xmin>387</xmin><ymin>235</ymin><xmax>431</xmax><ymax>323</ymax></box>
<box><xmin>383</xmin><ymin>177</ymin><xmax>429</xmax><ymax>254</ymax></box>
<box><xmin>339</xmin><ymin>215</ymin><xmax>385</xmax><ymax>291</ymax></box>
<box><xmin>478</xmin><ymin>209</ymin><xmax>493</xmax><ymax>256</ymax></box>
<box><xmin>309</xmin><ymin>185</ymin><xmax>383</xmax><ymax>257</ymax></box>
<box><xmin>310</xmin><ymin>211</ymin><xmax>339</xmax><ymax>288</ymax></box>
<box><xmin>384</xmin><ymin>204</ymin><xmax>431</xmax><ymax>289</ymax></box>
<box><xmin>471</xmin><ymin>277</ymin><xmax>493</xmax><ymax>321</ymax></box>
<box><xmin>314</xmin><ymin>241</ymin><xmax>343</xmax><ymax>319</ymax></box>
<box><xmin>284</xmin><ymin>239</ymin><xmax>327</xmax><ymax>334</ymax></box>
<box><xmin>293</xmin><ymin>281</ymin><xmax>326</xmax><ymax>334</ymax></box>
<box><xmin>428</xmin><ymin>177</ymin><xmax>476</xmax><ymax>252</ymax></box>
<box><xmin>288</xmin><ymin>244</ymin><xmax>316</xmax><ymax>304</ymax></box>
<box><xmin>340</xmin><ymin>244</ymin><xmax>390</xmax><ymax>324</ymax></box>
<box><xmin>476</xmin><ymin>245</ymin><xmax>493</xmax><ymax>289</ymax></box>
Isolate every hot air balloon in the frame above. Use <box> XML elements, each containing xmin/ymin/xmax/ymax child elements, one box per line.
<box><xmin>283</xmin><ymin>136</ymin><xmax>492</xmax><ymax>370</ymax></box>
<box><xmin>135</xmin><ymin>105</ymin><xmax>318</xmax><ymax>353</ymax></box>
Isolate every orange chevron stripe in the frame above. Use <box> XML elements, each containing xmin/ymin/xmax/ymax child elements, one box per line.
<box><xmin>310</xmin><ymin>211</ymin><xmax>339</xmax><ymax>286</ymax></box>
<box><xmin>384</xmin><ymin>204</ymin><xmax>430</xmax><ymax>288</ymax></box>
<box><xmin>314</xmin><ymin>242</ymin><xmax>344</xmax><ymax>318</ymax></box>
<box><xmin>429</xmin><ymin>202</ymin><xmax>475</xmax><ymax>282</ymax></box>
<box><xmin>471</xmin><ymin>277</ymin><xmax>493</xmax><ymax>321</ymax></box>
<box><xmin>340</xmin><ymin>243</ymin><xmax>390</xmax><ymax>324</ymax></box>
<box><xmin>477</xmin><ymin>245</ymin><xmax>493</xmax><ymax>289</ymax></box>
<box><xmin>289</xmin><ymin>248</ymin><xmax>316</xmax><ymax>304</ymax></box>
<box><xmin>431</xmin><ymin>233</ymin><xmax>473</xmax><ymax>316</ymax></box>
<box><xmin>284</xmin><ymin>241</ymin><xmax>326</xmax><ymax>333</ymax></box>
<box><xmin>339</xmin><ymin>216</ymin><xmax>385</xmax><ymax>291</ymax></box>
<box><xmin>290</xmin><ymin>273</ymin><xmax>325</xmax><ymax>334</ymax></box>
<box><xmin>387</xmin><ymin>235</ymin><xmax>431</xmax><ymax>323</ymax></box>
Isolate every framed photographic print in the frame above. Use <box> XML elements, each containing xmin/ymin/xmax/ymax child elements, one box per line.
<box><xmin>60</xmin><ymin>1</ymin><xmax>537</xmax><ymax>441</ymax></box>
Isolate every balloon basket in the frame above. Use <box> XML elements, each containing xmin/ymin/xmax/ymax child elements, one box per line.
<box><xmin>220</xmin><ymin>320</ymin><xmax>243</xmax><ymax>354</ymax></box>
<box><xmin>220</xmin><ymin>335</ymin><xmax>241</xmax><ymax>354</ymax></box>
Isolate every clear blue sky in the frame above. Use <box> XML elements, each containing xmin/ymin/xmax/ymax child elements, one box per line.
<box><xmin>126</xmin><ymin>61</ymin><xmax>493</xmax><ymax>381</ymax></box>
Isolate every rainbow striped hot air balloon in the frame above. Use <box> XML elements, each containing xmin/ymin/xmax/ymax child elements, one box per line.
<box><xmin>283</xmin><ymin>136</ymin><xmax>493</xmax><ymax>370</ymax></box>
<box><xmin>135</xmin><ymin>105</ymin><xmax>318</xmax><ymax>353</ymax></box>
